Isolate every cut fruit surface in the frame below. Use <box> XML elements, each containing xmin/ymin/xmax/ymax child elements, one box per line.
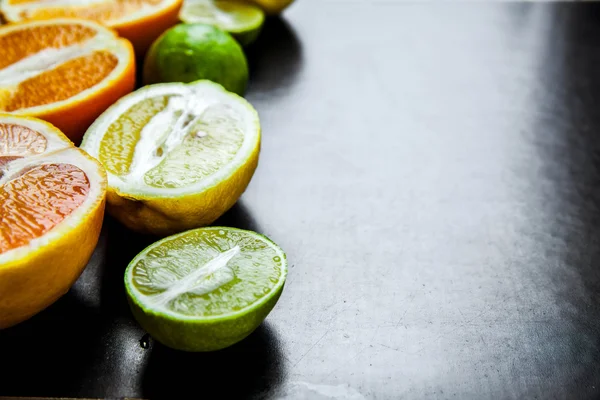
<box><xmin>0</xmin><ymin>0</ymin><xmax>183</xmax><ymax>53</ymax></box>
<box><xmin>0</xmin><ymin>114</ymin><xmax>107</xmax><ymax>329</ymax></box>
<box><xmin>0</xmin><ymin>19</ymin><xmax>135</xmax><ymax>143</ymax></box>
<box><xmin>0</xmin><ymin>163</ymin><xmax>90</xmax><ymax>253</ymax></box>
<box><xmin>179</xmin><ymin>0</ymin><xmax>264</xmax><ymax>46</ymax></box>
<box><xmin>125</xmin><ymin>226</ymin><xmax>287</xmax><ymax>351</ymax></box>
<box><xmin>248</xmin><ymin>0</ymin><xmax>294</xmax><ymax>15</ymax></box>
<box><xmin>81</xmin><ymin>80</ymin><xmax>260</xmax><ymax>235</ymax></box>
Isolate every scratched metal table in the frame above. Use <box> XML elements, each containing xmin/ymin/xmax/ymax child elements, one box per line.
<box><xmin>3</xmin><ymin>1</ymin><xmax>600</xmax><ymax>399</ymax></box>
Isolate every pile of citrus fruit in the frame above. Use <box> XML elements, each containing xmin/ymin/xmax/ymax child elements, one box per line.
<box><xmin>0</xmin><ymin>0</ymin><xmax>294</xmax><ymax>352</ymax></box>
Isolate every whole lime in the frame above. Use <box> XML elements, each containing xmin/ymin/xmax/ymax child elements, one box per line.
<box><xmin>143</xmin><ymin>23</ymin><xmax>249</xmax><ymax>95</ymax></box>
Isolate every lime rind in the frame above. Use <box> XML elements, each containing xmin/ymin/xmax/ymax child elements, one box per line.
<box><xmin>127</xmin><ymin>284</ymin><xmax>283</xmax><ymax>351</ymax></box>
<box><xmin>179</xmin><ymin>0</ymin><xmax>265</xmax><ymax>46</ymax></box>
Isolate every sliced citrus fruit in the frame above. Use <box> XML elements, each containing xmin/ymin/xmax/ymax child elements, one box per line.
<box><xmin>0</xmin><ymin>19</ymin><xmax>135</xmax><ymax>143</ymax></box>
<box><xmin>125</xmin><ymin>226</ymin><xmax>287</xmax><ymax>351</ymax></box>
<box><xmin>0</xmin><ymin>114</ymin><xmax>107</xmax><ymax>329</ymax></box>
<box><xmin>0</xmin><ymin>0</ymin><xmax>182</xmax><ymax>54</ymax></box>
<box><xmin>179</xmin><ymin>0</ymin><xmax>264</xmax><ymax>46</ymax></box>
<box><xmin>248</xmin><ymin>0</ymin><xmax>294</xmax><ymax>15</ymax></box>
<box><xmin>80</xmin><ymin>80</ymin><xmax>260</xmax><ymax>235</ymax></box>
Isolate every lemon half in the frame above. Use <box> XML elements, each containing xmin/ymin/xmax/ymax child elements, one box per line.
<box><xmin>81</xmin><ymin>80</ymin><xmax>260</xmax><ymax>235</ymax></box>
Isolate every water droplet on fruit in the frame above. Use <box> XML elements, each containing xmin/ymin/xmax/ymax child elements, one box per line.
<box><xmin>140</xmin><ymin>333</ymin><xmax>151</xmax><ymax>349</ymax></box>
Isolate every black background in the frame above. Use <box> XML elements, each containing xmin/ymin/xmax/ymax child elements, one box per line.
<box><xmin>3</xmin><ymin>1</ymin><xmax>600</xmax><ymax>398</ymax></box>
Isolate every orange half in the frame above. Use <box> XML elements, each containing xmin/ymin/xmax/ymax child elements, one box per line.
<box><xmin>0</xmin><ymin>0</ymin><xmax>182</xmax><ymax>54</ymax></box>
<box><xmin>0</xmin><ymin>114</ymin><xmax>107</xmax><ymax>329</ymax></box>
<box><xmin>0</xmin><ymin>19</ymin><xmax>135</xmax><ymax>143</ymax></box>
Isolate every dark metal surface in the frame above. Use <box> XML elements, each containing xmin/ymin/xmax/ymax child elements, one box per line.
<box><xmin>3</xmin><ymin>1</ymin><xmax>600</xmax><ymax>398</ymax></box>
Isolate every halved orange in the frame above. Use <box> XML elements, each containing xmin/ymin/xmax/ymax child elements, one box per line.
<box><xmin>0</xmin><ymin>0</ymin><xmax>183</xmax><ymax>54</ymax></box>
<box><xmin>0</xmin><ymin>114</ymin><xmax>107</xmax><ymax>329</ymax></box>
<box><xmin>0</xmin><ymin>19</ymin><xmax>135</xmax><ymax>143</ymax></box>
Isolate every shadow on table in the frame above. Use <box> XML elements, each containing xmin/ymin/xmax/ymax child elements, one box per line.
<box><xmin>0</xmin><ymin>218</ymin><xmax>149</xmax><ymax>397</ymax></box>
<box><xmin>214</xmin><ymin>201</ymin><xmax>260</xmax><ymax>232</ymax></box>
<box><xmin>520</xmin><ymin>3</ymin><xmax>600</xmax><ymax>397</ymax></box>
<box><xmin>0</xmin><ymin>274</ymin><xmax>102</xmax><ymax>396</ymax></box>
<box><xmin>246</xmin><ymin>16</ymin><xmax>304</xmax><ymax>96</ymax></box>
<box><xmin>141</xmin><ymin>321</ymin><xmax>286</xmax><ymax>399</ymax></box>
<box><xmin>98</xmin><ymin>216</ymin><xmax>159</xmax><ymax>315</ymax></box>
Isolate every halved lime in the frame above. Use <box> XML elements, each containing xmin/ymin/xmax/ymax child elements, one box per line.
<box><xmin>125</xmin><ymin>227</ymin><xmax>287</xmax><ymax>352</ymax></box>
<box><xmin>179</xmin><ymin>0</ymin><xmax>265</xmax><ymax>46</ymax></box>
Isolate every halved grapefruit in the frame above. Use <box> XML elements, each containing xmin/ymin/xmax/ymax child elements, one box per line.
<box><xmin>0</xmin><ymin>114</ymin><xmax>107</xmax><ymax>329</ymax></box>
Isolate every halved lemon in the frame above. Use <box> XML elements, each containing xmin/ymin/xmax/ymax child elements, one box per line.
<box><xmin>0</xmin><ymin>114</ymin><xmax>107</xmax><ymax>329</ymax></box>
<box><xmin>0</xmin><ymin>19</ymin><xmax>135</xmax><ymax>143</ymax></box>
<box><xmin>80</xmin><ymin>80</ymin><xmax>260</xmax><ymax>235</ymax></box>
<box><xmin>0</xmin><ymin>0</ymin><xmax>182</xmax><ymax>54</ymax></box>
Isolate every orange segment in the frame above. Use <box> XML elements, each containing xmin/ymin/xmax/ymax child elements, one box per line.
<box><xmin>4</xmin><ymin>51</ymin><xmax>119</xmax><ymax>111</ymax></box>
<box><xmin>0</xmin><ymin>163</ymin><xmax>90</xmax><ymax>253</ymax></box>
<box><xmin>1</xmin><ymin>0</ymin><xmax>183</xmax><ymax>55</ymax></box>
<box><xmin>0</xmin><ymin>123</ymin><xmax>47</xmax><ymax>156</ymax></box>
<box><xmin>0</xmin><ymin>24</ymin><xmax>96</xmax><ymax>69</ymax></box>
<box><xmin>0</xmin><ymin>19</ymin><xmax>135</xmax><ymax>143</ymax></box>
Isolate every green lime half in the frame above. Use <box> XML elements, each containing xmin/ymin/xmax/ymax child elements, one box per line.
<box><xmin>125</xmin><ymin>227</ymin><xmax>287</xmax><ymax>351</ymax></box>
<box><xmin>180</xmin><ymin>0</ymin><xmax>265</xmax><ymax>46</ymax></box>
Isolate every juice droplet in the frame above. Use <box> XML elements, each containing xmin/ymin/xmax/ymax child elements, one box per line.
<box><xmin>140</xmin><ymin>333</ymin><xmax>151</xmax><ymax>349</ymax></box>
